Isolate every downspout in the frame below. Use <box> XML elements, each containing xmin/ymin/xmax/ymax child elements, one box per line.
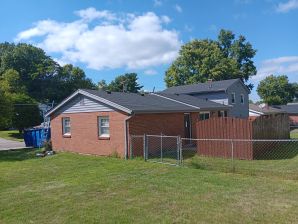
<box><xmin>124</xmin><ymin>113</ymin><xmax>135</xmax><ymax>160</ymax></box>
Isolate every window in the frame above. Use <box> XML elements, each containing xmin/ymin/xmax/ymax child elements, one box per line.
<box><xmin>199</xmin><ymin>112</ymin><xmax>210</xmax><ymax>120</ymax></box>
<box><xmin>98</xmin><ymin>116</ymin><xmax>110</xmax><ymax>137</ymax></box>
<box><xmin>218</xmin><ymin>110</ymin><xmax>228</xmax><ymax>117</ymax></box>
<box><xmin>62</xmin><ymin>117</ymin><xmax>71</xmax><ymax>135</ymax></box>
<box><xmin>231</xmin><ymin>92</ymin><xmax>236</xmax><ymax>104</ymax></box>
<box><xmin>240</xmin><ymin>94</ymin><xmax>244</xmax><ymax>104</ymax></box>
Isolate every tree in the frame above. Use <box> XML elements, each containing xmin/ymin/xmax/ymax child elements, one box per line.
<box><xmin>98</xmin><ymin>80</ymin><xmax>108</xmax><ymax>90</ymax></box>
<box><xmin>0</xmin><ymin>43</ymin><xmax>96</xmax><ymax>103</ymax></box>
<box><xmin>0</xmin><ymin>90</ymin><xmax>12</xmax><ymax>129</ymax></box>
<box><xmin>257</xmin><ymin>75</ymin><xmax>296</xmax><ymax>105</ymax></box>
<box><xmin>0</xmin><ymin>69</ymin><xmax>26</xmax><ymax>94</ymax></box>
<box><xmin>10</xmin><ymin>93</ymin><xmax>42</xmax><ymax>132</ymax></box>
<box><xmin>107</xmin><ymin>73</ymin><xmax>143</xmax><ymax>93</ymax></box>
<box><xmin>51</xmin><ymin>64</ymin><xmax>96</xmax><ymax>102</ymax></box>
<box><xmin>165</xmin><ymin>29</ymin><xmax>257</xmax><ymax>89</ymax></box>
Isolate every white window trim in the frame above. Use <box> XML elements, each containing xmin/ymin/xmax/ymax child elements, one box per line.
<box><xmin>199</xmin><ymin>111</ymin><xmax>210</xmax><ymax>120</ymax></box>
<box><xmin>219</xmin><ymin>110</ymin><xmax>227</xmax><ymax>117</ymax></box>
<box><xmin>98</xmin><ymin>116</ymin><xmax>110</xmax><ymax>138</ymax></box>
<box><xmin>240</xmin><ymin>94</ymin><xmax>244</xmax><ymax>104</ymax></box>
<box><xmin>62</xmin><ymin>117</ymin><xmax>71</xmax><ymax>136</ymax></box>
<box><xmin>231</xmin><ymin>92</ymin><xmax>236</xmax><ymax>104</ymax></box>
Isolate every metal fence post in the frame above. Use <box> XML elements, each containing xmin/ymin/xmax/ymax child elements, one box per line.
<box><xmin>177</xmin><ymin>136</ymin><xmax>181</xmax><ymax>165</ymax></box>
<box><xmin>160</xmin><ymin>133</ymin><xmax>163</xmax><ymax>163</ymax></box>
<box><xmin>143</xmin><ymin>134</ymin><xmax>147</xmax><ymax>161</ymax></box>
<box><xmin>231</xmin><ymin>139</ymin><xmax>235</xmax><ymax>172</ymax></box>
<box><xmin>129</xmin><ymin>135</ymin><xmax>133</xmax><ymax>159</ymax></box>
<box><xmin>179</xmin><ymin>136</ymin><xmax>183</xmax><ymax>166</ymax></box>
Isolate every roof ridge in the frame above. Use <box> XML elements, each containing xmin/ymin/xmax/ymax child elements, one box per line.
<box><xmin>151</xmin><ymin>93</ymin><xmax>201</xmax><ymax>109</ymax></box>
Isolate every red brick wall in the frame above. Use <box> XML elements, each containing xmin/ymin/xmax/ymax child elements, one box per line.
<box><xmin>51</xmin><ymin>111</ymin><xmax>128</xmax><ymax>157</ymax></box>
<box><xmin>50</xmin><ymin>110</ymin><xmax>225</xmax><ymax>158</ymax></box>
<box><xmin>290</xmin><ymin>116</ymin><xmax>298</xmax><ymax>126</ymax></box>
<box><xmin>128</xmin><ymin>112</ymin><xmax>199</xmax><ymax>137</ymax></box>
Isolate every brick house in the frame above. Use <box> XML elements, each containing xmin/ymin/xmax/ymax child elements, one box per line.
<box><xmin>46</xmin><ymin>89</ymin><xmax>229</xmax><ymax>157</ymax></box>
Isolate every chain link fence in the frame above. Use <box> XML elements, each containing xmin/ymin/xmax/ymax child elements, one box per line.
<box><xmin>130</xmin><ymin>135</ymin><xmax>298</xmax><ymax>179</ymax></box>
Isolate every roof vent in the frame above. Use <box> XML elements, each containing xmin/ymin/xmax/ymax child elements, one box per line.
<box><xmin>175</xmin><ymin>93</ymin><xmax>179</xmax><ymax>96</ymax></box>
<box><xmin>106</xmin><ymin>90</ymin><xmax>111</xmax><ymax>94</ymax></box>
<box><xmin>141</xmin><ymin>93</ymin><xmax>145</xmax><ymax>96</ymax></box>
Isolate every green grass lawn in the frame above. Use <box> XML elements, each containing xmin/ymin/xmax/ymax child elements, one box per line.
<box><xmin>0</xmin><ymin>130</ymin><xmax>24</xmax><ymax>142</ymax></box>
<box><xmin>291</xmin><ymin>129</ymin><xmax>298</xmax><ymax>138</ymax></box>
<box><xmin>187</xmin><ymin>154</ymin><xmax>298</xmax><ymax>180</ymax></box>
<box><xmin>0</xmin><ymin>149</ymin><xmax>298</xmax><ymax>224</ymax></box>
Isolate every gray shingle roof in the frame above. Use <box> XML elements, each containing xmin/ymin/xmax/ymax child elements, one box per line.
<box><xmin>161</xmin><ymin>79</ymin><xmax>242</xmax><ymax>94</ymax></box>
<box><xmin>154</xmin><ymin>93</ymin><xmax>229</xmax><ymax>110</ymax></box>
<box><xmin>249</xmin><ymin>104</ymin><xmax>286</xmax><ymax>115</ymax></box>
<box><xmin>83</xmin><ymin>89</ymin><xmax>229</xmax><ymax>114</ymax></box>
<box><xmin>272</xmin><ymin>104</ymin><xmax>298</xmax><ymax>115</ymax></box>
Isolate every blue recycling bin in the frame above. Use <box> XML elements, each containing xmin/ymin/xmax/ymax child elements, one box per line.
<box><xmin>24</xmin><ymin>128</ymin><xmax>51</xmax><ymax>148</ymax></box>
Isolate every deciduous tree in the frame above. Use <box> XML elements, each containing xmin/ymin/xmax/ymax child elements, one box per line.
<box><xmin>164</xmin><ymin>29</ymin><xmax>257</xmax><ymax>90</ymax></box>
<box><xmin>257</xmin><ymin>75</ymin><xmax>296</xmax><ymax>105</ymax></box>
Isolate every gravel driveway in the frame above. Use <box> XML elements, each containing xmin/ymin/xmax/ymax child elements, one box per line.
<box><xmin>0</xmin><ymin>137</ymin><xmax>26</xmax><ymax>151</ymax></box>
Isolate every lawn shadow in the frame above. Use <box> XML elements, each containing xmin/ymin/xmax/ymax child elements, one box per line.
<box><xmin>253</xmin><ymin>142</ymin><xmax>298</xmax><ymax>160</ymax></box>
<box><xmin>0</xmin><ymin>148</ymin><xmax>39</xmax><ymax>162</ymax></box>
<box><xmin>8</xmin><ymin>132</ymin><xmax>24</xmax><ymax>140</ymax></box>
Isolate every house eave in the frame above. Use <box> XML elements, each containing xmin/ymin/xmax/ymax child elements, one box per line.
<box><xmin>45</xmin><ymin>89</ymin><xmax>133</xmax><ymax>117</ymax></box>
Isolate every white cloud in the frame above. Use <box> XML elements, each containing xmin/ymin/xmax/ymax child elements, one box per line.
<box><xmin>254</xmin><ymin>56</ymin><xmax>298</xmax><ymax>80</ymax></box>
<box><xmin>15</xmin><ymin>9</ymin><xmax>181</xmax><ymax>70</ymax></box>
<box><xmin>75</xmin><ymin>7</ymin><xmax>116</xmax><ymax>21</ymax></box>
<box><xmin>144</xmin><ymin>69</ymin><xmax>158</xmax><ymax>75</ymax></box>
<box><xmin>153</xmin><ymin>0</ymin><xmax>162</xmax><ymax>7</ymax></box>
<box><xmin>276</xmin><ymin>0</ymin><xmax>298</xmax><ymax>13</ymax></box>
<box><xmin>174</xmin><ymin>4</ymin><xmax>183</xmax><ymax>13</ymax></box>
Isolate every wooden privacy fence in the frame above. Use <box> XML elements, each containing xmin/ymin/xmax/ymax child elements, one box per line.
<box><xmin>196</xmin><ymin>114</ymin><xmax>290</xmax><ymax>160</ymax></box>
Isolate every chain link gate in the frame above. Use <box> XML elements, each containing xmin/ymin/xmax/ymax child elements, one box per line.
<box><xmin>130</xmin><ymin>134</ymin><xmax>183</xmax><ymax>165</ymax></box>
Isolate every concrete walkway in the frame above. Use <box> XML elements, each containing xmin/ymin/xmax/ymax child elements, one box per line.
<box><xmin>0</xmin><ymin>137</ymin><xmax>26</xmax><ymax>151</ymax></box>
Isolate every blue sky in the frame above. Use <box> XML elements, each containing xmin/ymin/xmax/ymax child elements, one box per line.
<box><xmin>0</xmin><ymin>0</ymin><xmax>298</xmax><ymax>100</ymax></box>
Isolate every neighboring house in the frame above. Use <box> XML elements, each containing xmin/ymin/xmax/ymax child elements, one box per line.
<box><xmin>249</xmin><ymin>103</ymin><xmax>286</xmax><ymax>117</ymax></box>
<box><xmin>161</xmin><ymin>79</ymin><xmax>250</xmax><ymax>118</ymax></box>
<box><xmin>45</xmin><ymin>89</ymin><xmax>229</xmax><ymax>157</ymax></box>
<box><xmin>272</xmin><ymin>103</ymin><xmax>298</xmax><ymax>128</ymax></box>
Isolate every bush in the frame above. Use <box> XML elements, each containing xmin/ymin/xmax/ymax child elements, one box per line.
<box><xmin>44</xmin><ymin>140</ymin><xmax>52</xmax><ymax>151</ymax></box>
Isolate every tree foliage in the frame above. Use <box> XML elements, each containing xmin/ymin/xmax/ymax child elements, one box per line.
<box><xmin>0</xmin><ymin>42</ymin><xmax>96</xmax><ymax>103</ymax></box>
<box><xmin>165</xmin><ymin>29</ymin><xmax>257</xmax><ymax>89</ymax></box>
<box><xmin>99</xmin><ymin>73</ymin><xmax>143</xmax><ymax>93</ymax></box>
<box><xmin>257</xmin><ymin>75</ymin><xmax>296</xmax><ymax>105</ymax></box>
<box><xmin>0</xmin><ymin>90</ymin><xmax>12</xmax><ymax>129</ymax></box>
<box><xmin>10</xmin><ymin>93</ymin><xmax>42</xmax><ymax>132</ymax></box>
<box><xmin>0</xmin><ymin>42</ymin><xmax>97</xmax><ymax>130</ymax></box>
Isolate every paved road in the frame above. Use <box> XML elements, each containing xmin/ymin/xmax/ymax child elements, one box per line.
<box><xmin>0</xmin><ymin>137</ymin><xmax>26</xmax><ymax>151</ymax></box>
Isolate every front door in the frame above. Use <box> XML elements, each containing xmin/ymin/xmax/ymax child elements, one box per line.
<box><xmin>184</xmin><ymin>113</ymin><xmax>191</xmax><ymax>139</ymax></box>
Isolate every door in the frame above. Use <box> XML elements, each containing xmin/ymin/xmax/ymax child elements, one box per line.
<box><xmin>184</xmin><ymin>113</ymin><xmax>191</xmax><ymax>139</ymax></box>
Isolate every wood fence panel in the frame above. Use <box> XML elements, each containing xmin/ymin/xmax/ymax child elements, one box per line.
<box><xmin>196</xmin><ymin>115</ymin><xmax>290</xmax><ymax>160</ymax></box>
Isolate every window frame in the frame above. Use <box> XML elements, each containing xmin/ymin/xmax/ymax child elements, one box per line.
<box><xmin>199</xmin><ymin>111</ymin><xmax>210</xmax><ymax>121</ymax></box>
<box><xmin>231</xmin><ymin>92</ymin><xmax>236</xmax><ymax>104</ymax></box>
<box><xmin>240</xmin><ymin>94</ymin><xmax>244</xmax><ymax>104</ymax></box>
<box><xmin>98</xmin><ymin>116</ymin><xmax>110</xmax><ymax>138</ymax></box>
<box><xmin>62</xmin><ymin>117</ymin><xmax>71</xmax><ymax>136</ymax></box>
<box><xmin>218</xmin><ymin>110</ymin><xmax>227</xmax><ymax>117</ymax></box>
